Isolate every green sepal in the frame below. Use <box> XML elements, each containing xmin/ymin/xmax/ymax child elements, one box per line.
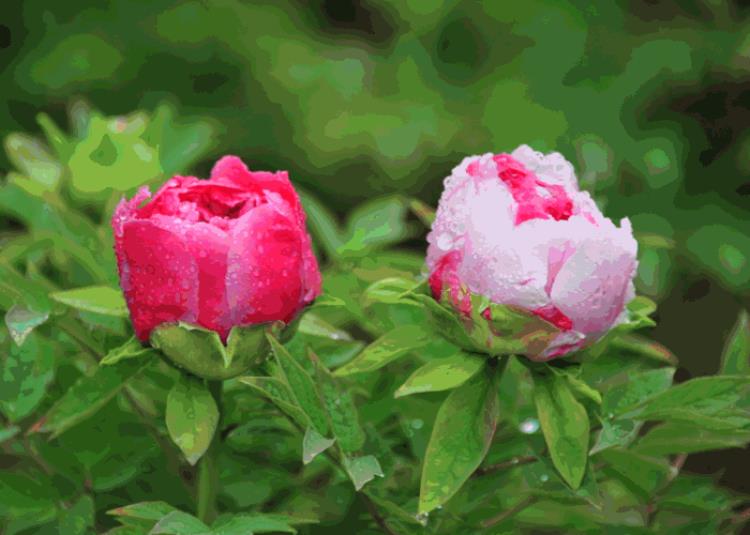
<box><xmin>150</xmin><ymin>320</ymin><xmax>287</xmax><ymax>380</ymax></box>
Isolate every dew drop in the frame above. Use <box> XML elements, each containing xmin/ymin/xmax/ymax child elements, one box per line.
<box><xmin>518</xmin><ymin>418</ymin><xmax>539</xmax><ymax>434</ymax></box>
<box><xmin>540</xmin><ymin>473</ymin><xmax>549</xmax><ymax>482</ymax></box>
<box><xmin>415</xmin><ymin>512</ymin><xmax>429</xmax><ymax>526</ymax></box>
<box><xmin>411</xmin><ymin>419</ymin><xmax>424</xmax><ymax>430</ymax></box>
<box><xmin>436</xmin><ymin>233</ymin><xmax>454</xmax><ymax>250</ymax></box>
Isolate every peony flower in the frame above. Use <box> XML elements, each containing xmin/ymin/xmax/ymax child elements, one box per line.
<box><xmin>426</xmin><ymin>145</ymin><xmax>638</xmax><ymax>360</ymax></box>
<box><xmin>112</xmin><ymin>155</ymin><xmax>321</xmax><ymax>344</ymax></box>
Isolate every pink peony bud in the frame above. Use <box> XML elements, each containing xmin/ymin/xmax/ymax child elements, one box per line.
<box><xmin>426</xmin><ymin>145</ymin><xmax>638</xmax><ymax>360</ymax></box>
<box><xmin>112</xmin><ymin>156</ymin><xmax>321</xmax><ymax>343</ymax></box>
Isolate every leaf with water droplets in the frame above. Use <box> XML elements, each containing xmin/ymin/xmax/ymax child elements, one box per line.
<box><xmin>419</xmin><ymin>365</ymin><xmax>498</xmax><ymax>513</ymax></box>
<box><xmin>533</xmin><ymin>371</ymin><xmax>590</xmax><ymax>489</ymax></box>
<box><xmin>343</xmin><ymin>455</ymin><xmax>383</xmax><ymax>491</ymax></box>
<box><xmin>4</xmin><ymin>303</ymin><xmax>49</xmax><ymax>346</ymax></box>
<box><xmin>165</xmin><ymin>374</ymin><xmax>219</xmax><ymax>465</ymax></box>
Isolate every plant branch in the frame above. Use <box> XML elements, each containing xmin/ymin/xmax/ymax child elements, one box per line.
<box><xmin>481</xmin><ymin>496</ymin><xmax>537</xmax><ymax>528</ymax></box>
<box><xmin>196</xmin><ymin>381</ymin><xmax>222</xmax><ymax>524</ymax></box>
<box><xmin>474</xmin><ymin>455</ymin><xmax>538</xmax><ymax>477</ymax></box>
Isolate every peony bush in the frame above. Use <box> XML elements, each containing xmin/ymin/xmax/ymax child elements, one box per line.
<box><xmin>0</xmin><ymin>105</ymin><xmax>749</xmax><ymax>534</ymax></box>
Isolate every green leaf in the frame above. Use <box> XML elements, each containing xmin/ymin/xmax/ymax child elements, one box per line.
<box><xmin>150</xmin><ymin>511</ymin><xmax>210</xmax><ymax>534</ymax></box>
<box><xmin>49</xmin><ymin>286</ymin><xmax>129</xmax><ymax>317</ymax></box>
<box><xmin>361</xmin><ymin>277</ymin><xmax>421</xmax><ymax>307</ymax></box>
<box><xmin>590</xmin><ymin>419</ymin><xmax>639</xmax><ymax>455</ymax></box>
<box><xmin>721</xmin><ymin>310</ymin><xmax>750</xmax><ymax>375</ymax></box>
<box><xmin>211</xmin><ymin>514</ymin><xmax>297</xmax><ymax>534</ymax></box>
<box><xmin>267</xmin><ymin>335</ymin><xmax>329</xmax><ymax>435</ymax></box>
<box><xmin>302</xmin><ymin>427</ymin><xmax>336</xmax><ymax>465</ymax></box>
<box><xmin>339</xmin><ymin>195</ymin><xmax>414</xmax><ymax>255</ymax></box>
<box><xmin>551</xmin><ymin>368</ymin><xmax>602</xmax><ymax>405</ymax></box>
<box><xmin>107</xmin><ymin>501</ymin><xmax>178</xmax><ymax>522</ymax></box>
<box><xmin>101</xmin><ymin>336</ymin><xmax>156</xmax><ymax>366</ymax></box>
<box><xmin>634</xmin><ymin>422</ymin><xmax>750</xmax><ymax>455</ymax></box>
<box><xmin>0</xmin><ymin>333</ymin><xmax>55</xmax><ymax>421</ymax></box>
<box><xmin>297</xmin><ymin>313</ymin><xmax>352</xmax><ymax>341</ymax></box>
<box><xmin>310</xmin><ymin>350</ymin><xmax>365</xmax><ymax>453</ymax></box>
<box><xmin>408</xmin><ymin>198</ymin><xmax>435</xmax><ymax>226</ymax></box>
<box><xmin>165</xmin><ymin>375</ymin><xmax>219</xmax><ymax>465</ymax></box>
<box><xmin>151</xmin><ymin>321</ymin><xmax>272</xmax><ymax>380</ymax></box>
<box><xmin>238</xmin><ymin>376</ymin><xmax>310</xmax><ymax>428</ymax></box>
<box><xmin>342</xmin><ymin>455</ymin><xmax>384</xmax><ymax>491</ymax></box>
<box><xmin>0</xmin><ymin>472</ymin><xmax>59</xmax><ymax>516</ymax></box>
<box><xmin>395</xmin><ymin>351</ymin><xmax>484</xmax><ymax>397</ymax></box>
<box><xmin>602</xmin><ymin>367</ymin><xmax>675</xmax><ymax>416</ymax></box>
<box><xmin>0</xmin><ymin>425</ymin><xmax>20</xmax><ymax>444</ymax></box>
<box><xmin>4</xmin><ymin>302</ymin><xmax>49</xmax><ymax>346</ymax></box>
<box><xmin>32</xmin><ymin>357</ymin><xmax>152</xmax><ymax>438</ymax></box>
<box><xmin>597</xmin><ymin>448</ymin><xmax>672</xmax><ymax>499</ymax></box>
<box><xmin>419</xmin><ymin>365</ymin><xmax>498</xmax><ymax>513</ymax></box>
<box><xmin>4</xmin><ymin>132</ymin><xmax>62</xmax><ymax>189</ymax></box>
<box><xmin>334</xmin><ymin>325</ymin><xmax>430</xmax><ymax>376</ymax></box>
<box><xmin>533</xmin><ymin>371</ymin><xmax>590</xmax><ymax>489</ymax></box>
<box><xmin>58</xmin><ymin>495</ymin><xmax>95</xmax><ymax>535</ymax></box>
<box><xmin>609</xmin><ymin>335</ymin><xmax>677</xmax><ymax>366</ymax></box>
<box><xmin>623</xmin><ymin>375</ymin><xmax>750</xmax><ymax>421</ymax></box>
<box><xmin>298</xmin><ymin>188</ymin><xmax>345</xmax><ymax>261</ymax></box>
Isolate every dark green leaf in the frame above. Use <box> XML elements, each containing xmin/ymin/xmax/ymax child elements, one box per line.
<box><xmin>33</xmin><ymin>357</ymin><xmax>152</xmax><ymax>438</ymax></box>
<box><xmin>310</xmin><ymin>351</ymin><xmax>365</xmax><ymax>453</ymax></box>
<box><xmin>720</xmin><ymin>309</ymin><xmax>750</xmax><ymax>375</ymax></box>
<box><xmin>107</xmin><ymin>501</ymin><xmax>178</xmax><ymax>522</ymax></box>
<box><xmin>238</xmin><ymin>376</ymin><xmax>310</xmax><ymax>428</ymax></box>
<box><xmin>58</xmin><ymin>495</ymin><xmax>94</xmax><ymax>535</ymax></box>
<box><xmin>634</xmin><ymin>422</ymin><xmax>750</xmax><ymax>455</ymax></box>
<box><xmin>395</xmin><ymin>351</ymin><xmax>484</xmax><ymax>397</ymax></box>
<box><xmin>165</xmin><ymin>374</ymin><xmax>219</xmax><ymax>465</ymax></box>
<box><xmin>0</xmin><ymin>332</ymin><xmax>55</xmax><ymax>421</ymax></box>
<box><xmin>267</xmin><ymin>335</ymin><xmax>329</xmax><ymax>435</ymax></box>
<box><xmin>334</xmin><ymin>325</ymin><xmax>429</xmax><ymax>376</ymax></box>
<box><xmin>419</xmin><ymin>366</ymin><xmax>498</xmax><ymax>513</ymax></box>
<box><xmin>533</xmin><ymin>371</ymin><xmax>590</xmax><ymax>489</ymax></box>
<box><xmin>211</xmin><ymin>513</ymin><xmax>297</xmax><ymax>534</ymax></box>
<box><xmin>597</xmin><ymin>448</ymin><xmax>671</xmax><ymax>499</ymax></box>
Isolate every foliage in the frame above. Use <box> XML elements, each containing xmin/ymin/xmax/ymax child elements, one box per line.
<box><xmin>2</xmin><ymin>1</ymin><xmax>750</xmax><ymax>533</ymax></box>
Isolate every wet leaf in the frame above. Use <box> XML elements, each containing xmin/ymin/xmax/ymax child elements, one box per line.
<box><xmin>165</xmin><ymin>374</ymin><xmax>219</xmax><ymax>465</ymax></box>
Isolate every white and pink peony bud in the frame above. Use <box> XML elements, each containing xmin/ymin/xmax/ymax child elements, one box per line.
<box><xmin>426</xmin><ymin>145</ymin><xmax>638</xmax><ymax>361</ymax></box>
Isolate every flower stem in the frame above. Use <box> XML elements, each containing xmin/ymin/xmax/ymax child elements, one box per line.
<box><xmin>196</xmin><ymin>380</ymin><xmax>222</xmax><ymax>524</ymax></box>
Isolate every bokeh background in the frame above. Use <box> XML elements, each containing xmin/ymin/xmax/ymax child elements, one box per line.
<box><xmin>1</xmin><ymin>0</ymin><xmax>749</xmax><ymax>499</ymax></box>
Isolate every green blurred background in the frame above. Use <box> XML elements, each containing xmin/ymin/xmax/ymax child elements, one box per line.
<box><xmin>1</xmin><ymin>0</ymin><xmax>749</xmax><ymax>493</ymax></box>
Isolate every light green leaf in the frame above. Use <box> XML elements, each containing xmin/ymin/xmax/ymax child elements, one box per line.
<box><xmin>339</xmin><ymin>195</ymin><xmax>414</xmax><ymax>255</ymax></box>
<box><xmin>297</xmin><ymin>313</ymin><xmax>352</xmax><ymax>341</ymax></box>
<box><xmin>267</xmin><ymin>335</ymin><xmax>329</xmax><ymax>435</ymax></box>
<box><xmin>395</xmin><ymin>351</ymin><xmax>484</xmax><ymax>397</ymax></box>
<box><xmin>552</xmin><ymin>368</ymin><xmax>602</xmax><ymax>405</ymax></box>
<box><xmin>165</xmin><ymin>375</ymin><xmax>219</xmax><ymax>465</ymax></box>
<box><xmin>721</xmin><ymin>310</ymin><xmax>750</xmax><ymax>375</ymax></box>
<box><xmin>343</xmin><ymin>455</ymin><xmax>384</xmax><ymax>491</ymax></box>
<box><xmin>150</xmin><ymin>510</ymin><xmax>210</xmax><ymax>534</ymax></box>
<box><xmin>4</xmin><ymin>132</ymin><xmax>62</xmax><ymax>189</ymax></box>
<box><xmin>302</xmin><ymin>427</ymin><xmax>335</xmax><ymax>465</ymax></box>
<box><xmin>419</xmin><ymin>366</ymin><xmax>498</xmax><ymax>513</ymax></box>
<box><xmin>597</xmin><ymin>448</ymin><xmax>672</xmax><ymax>499</ymax></box>
<box><xmin>298</xmin><ymin>188</ymin><xmax>345</xmax><ymax>261</ymax></box>
<box><xmin>334</xmin><ymin>325</ymin><xmax>429</xmax><ymax>376</ymax></box>
<box><xmin>101</xmin><ymin>336</ymin><xmax>155</xmax><ymax>366</ymax></box>
<box><xmin>0</xmin><ymin>425</ymin><xmax>19</xmax><ymax>444</ymax></box>
<box><xmin>4</xmin><ymin>302</ymin><xmax>49</xmax><ymax>346</ymax></box>
<box><xmin>50</xmin><ymin>286</ymin><xmax>128</xmax><ymax>317</ymax></box>
<box><xmin>33</xmin><ymin>357</ymin><xmax>151</xmax><ymax>438</ymax></box>
<box><xmin>533</xmin><ymin>372</ymin><xmax>590</xmax><ymax>489</ymax></box>
<box><xmin>590</xmin><ymin>419</ymin><xmax>639</xmax><ymax>455</ymax></box>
